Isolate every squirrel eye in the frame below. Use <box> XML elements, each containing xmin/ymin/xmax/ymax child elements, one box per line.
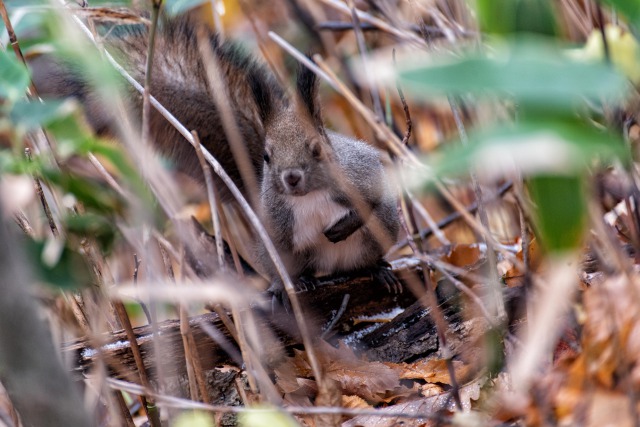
<box><xmin>311</xmin><ymin>144</ymin><xmax>321</xmax><ymax>159</ymax></box>
<box><xmin>263</xmin><ymin>152</ymin><xmax>270</xmax><ymax>163</ymax></box>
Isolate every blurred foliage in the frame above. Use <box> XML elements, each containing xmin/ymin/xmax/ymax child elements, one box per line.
<box><xmin>399</xmin><ymin>40</ymin><xmax>627</xmax><ymax>107</ymax></box>
<box><xmin>600</xmin><ymin>0</ymin><xmax>640</xmax><ymax>30</ymax></box>
<box><xmin>173</xmin><ymin>410</ymin><xmax>216</xmax><ymax>427</ymax></box>
<box><xmin>165</xmin><ymin>0</ymin><xmax>210</xmax><ymax>17</ymax></box>
<box><xmin>571</xmin><ymin>25</ymin><xmax>640</xmax><ymax>84</ymax></box>
<box><xmin>397</xmin><ymin>2</ymin><xmax>635</xmax><ymax>253</ymax></box>
<box><xmin>23</xmin><ymin>238</ymin><xmax>93</xmax><ymax>290</ymax></box>
<box><xmin>1</xmin><ymin>0</ymin><xmax>640</xmax><ymax>425</ymax></box>
<box><xmin>527</xmin><ymin>175</ymin><xmax>586</xmax><ymax>251</ymax></box>
<box><xmin>238</xmin><ymin>407</ymin><xmax>299</xmax><ymax>427</ymax></box>
<box><xmin>0</xmin><ymin>50</ymin><xmax>29</xmax><ymax>101</ymax></box>
<box><xmin>476</xmin><ymin>0</ymin><xmax>557</xmax><ymax>36</ymax></box>
<box><xmin>0</xmin><ymin>13</ymin><xmax>148</xmax><ymax>289</ymax></box>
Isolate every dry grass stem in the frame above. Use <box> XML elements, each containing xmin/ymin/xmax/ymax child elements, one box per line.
<box><xmin>192</xmin><ymin>130</ymin><xmax>225</xmax><ymax>270</ymax></box>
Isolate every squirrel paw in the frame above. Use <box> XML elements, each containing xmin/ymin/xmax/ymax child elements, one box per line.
<box><xmin>369</xmin><ymin>260</ymin><xmax>402</xmax><ymax>294</ymax></box>
<box><xmin>267</xmin><ymin>281</ymin><xmax>292</xmax><ymax>314</ymax></box>
<box><xmin>267</xmin><ymin>274</ymin><xmax>318</xmax><ymax>314</ymax></box>
<box><xmin>296</xmin><ymin>274</ymin><xmax>318</xmax><ymax>292</ymax></box>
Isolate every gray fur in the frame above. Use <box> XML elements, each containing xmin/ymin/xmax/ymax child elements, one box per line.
<box><xmin>259</xmin><ymin>107</ymin><xmax>399</xmax><ymax>286</ymax></box>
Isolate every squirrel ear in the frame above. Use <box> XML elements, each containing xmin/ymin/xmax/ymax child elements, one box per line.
<box><xmin>296</xmin><ymin>61</ymin><xmax>323</xmax><ymax>128</ymax></box>
<box><xmin>248</xmin><ymin>69</ymin><xmax>274</xmax><ymax>124</ymax></box>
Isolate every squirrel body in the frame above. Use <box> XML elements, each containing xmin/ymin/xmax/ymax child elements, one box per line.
<box><xmin>29</xmin><ymin>16</ymin><xmax>400</xmax><ymax>294</ymax></box>
<box><xmin>260</xmin><ymin>129</ymin><xmax>398</xmax><ymax>282</ymax></box>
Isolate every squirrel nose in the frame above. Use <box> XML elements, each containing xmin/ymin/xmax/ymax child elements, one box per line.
<box><xmin>282</xmin><ymin>169</ymin><xmax>303</xmax><ymax>190</ymax></box>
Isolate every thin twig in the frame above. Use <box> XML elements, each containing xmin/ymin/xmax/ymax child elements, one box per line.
<box><xmin>392</xmin><ymin>49</ymin><xmax>412</xmax><ymax>147</ymax></box>
<box><xmin>390</xmin><ymin>182</ymin><xmax>513</xmax><ymax>254</ymax></box>
<box><xmin>216</xmin><ymin>207</ymin><xmax>246</xmax><ymax>276</ymax></box>
<box><xmin>106</xmin><ymin>376</ymin><xmax>451</xmax><ymax>420</ymax></box>
<box><xmin>435</xmin><ymin>181</ymin><xmax>525</xmax><ymax>272</ymax></box>
<box><xmin>0</xmin><ymin>0</ymin><xmax>39</xmax><ymax>97</ymax></box>
<box><xmin>425</xmin><ymin>271</ymin><xmax>463</xmax><ymax>410</ymax></box>
<box><xmin>347</xmin><ymin>0</ymin><xmax>384</xmax><ymax>121</ymax></box>
<box><xmin>14</xmin><ymin>211</ymin><xmax>34</xmax><ymax>237</ymax></box>
<box><xmin>178</xmin><ymin>246</ymin><xmax>210</xmax><ymax>404</ymax></box>
<box><xmin>320</xmin><ymin>294</ymin><xmax>350</xmax><ymax>339</ymax></box>
<box><xmin>138</xmin><ymin>9</ymin><xmax>163</xmax><ymax>426</ymax></box>
<box><xmin>89</xmin><ymin>153</ymin><xmax>127</xmax><ymax>197</ymax></box>
<box><xmin>25</xmin><ymin>148</ymin><xmax>59</xmax><ymax>237</ymax></box>
<box><xmin>394</xmin><ymin>188</ymin><xmax>463</xmax><ymax>410</ymax></box>
<box><xmin>316</xmin><ymin>21</ymin><xmax>476</xmax><ymax>37</ymax></box>
<box><xmin>133</xmin><ymin>253</ymin><xmax>152</xmax><ymax>324</ymax></box>
<box><xmin>420</xmin><ymin>254</ymin><xmax>497</xmax><ymax>328</ymax></box>
<box><xmin>195</xmin><ymin>26</ymin><xmax>260</xmax><ymax>208</ymax></box>
<box><xmin>112</xmin><ymin>300</ymin><xmax>158</xmax><ymax>424</ymax></box>
<box><xmin>114</xmin><ymin>390</ymin><xmax>136</xmax><ymax>427</ymax></box>
<box><xmin>193</xmin><ymin>130</ymin><xmax>225</xmax><ymax>270</ymax></box>
<box><xmin>141</xmin><ymin>0</ymin><xmax>162</xmax><ymax>148</ymax></box>
<box><xmin>448</xmin><ymin>96</ymin><xmax>505</xmax><ymax>321</ymax></box>
<box><xmin>316</xmin><ymin>0</ymin><xmax>427</xmax><ymax>47</ymax></box>
<box><xmin>596</xmin><ymin>1</ymin><xmax>610</xmax><ymax>64</ymax></box>
<box><xmin>313</xmin><ymin>52</ymin><xmax>417</xmax><ymax>161</ymax></box>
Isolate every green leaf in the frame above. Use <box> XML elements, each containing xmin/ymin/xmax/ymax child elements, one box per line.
<box><xmin>91</xmin><ymin>142</ymin><xmax>141</xmax><ymax>186</ymax></box>
<box><xmin>164</xmin><ymin>0</ymin><xmax>209</xmax><ymax>16</ymax></box>
<box><xmin>0</xmin><ymin>50</ymin><xmax>30</xmax><ymax>102</ymax></box>
<box><xmin>24</xmin><ymin>238</ymin><xmax>93</xmax><ymax>290</ymax></box>
<box><xmin>0</xmin><ymin>150</ymin><xmax>47</xmax><ymax>176</ymax></box>
<box><xmin>9</xmin><ymin>99</ymin><xmax>74</xmax><ymax>130</ymax></box>
<box><xmin>476</xmin><ymin>0</ymin><xmax>557</xmax><ymax>36</ymax></box>
<box><xmin>45</xmin><ymin>115</ymin><xmax>98</xmax><ymax>159</ymax></box>
<box><xmin>65</xmin><ymin>213</ymin><xmax>117</xmax><ymax>253</ymax></box>
<box><xmin>398</xmin><ymin>41</ymin><xmax>628</xmax><ymax>109</ymax></box>
<box><xmin>41</xmin><ymin>169</ymin><xmax>125</xmax><ymax>214</ymax></box>
<box><xmin>427</xmin><ymin>119</ymin><xmax>628</xmax><ymax>180</ymax></box>
<box><xmin>528</xmin><ymin>175</ymin><xmax>586</xmax><ymax>252</ymax></box>
<box><xmin>600</xmin><ymin>0</ymin><xmax>640</xmax><ymax>29</ymax></box>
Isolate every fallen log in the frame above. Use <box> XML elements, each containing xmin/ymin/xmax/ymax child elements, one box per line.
<box><xmin>62</xmin><ymin>258</ymin><xmax>423</xmax><ymax>383</ymax></box>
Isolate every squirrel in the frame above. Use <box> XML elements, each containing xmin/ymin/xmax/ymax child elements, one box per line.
<box><xmin>28</xmin><ymin>16</ymin><xmax>401</xmax><ymax>303</ymax></box>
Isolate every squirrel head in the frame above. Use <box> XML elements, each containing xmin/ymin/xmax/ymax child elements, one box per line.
<box><xmin>258</xmin><ymin>63</ymin><xmax>336</xmax><ymax>197</ymax></box>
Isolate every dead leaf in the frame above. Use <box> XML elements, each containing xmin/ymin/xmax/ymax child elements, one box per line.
<box><xmin>587</xmin><ymin>391</ymin><xmax>635</xmax><ymax>427</ymax></box>
<box><xmin>326</xmin><ymin>360</ymin><xmax>401</xmax><ymax>403</ymax></box>
<box><xmin>392</xmin><ymin>359</ymin><xmax>472</xmax><ymax>385</ymax></box>
<box><xmin>442</xmin><ymin>244</ymin><xmax>483</xmax><ymax>269</ymax></box>
<box><xmin>342</xmin><ymin>376</ymin><xmax>484</xmax><ymax>427</ymax></box>
<box><xmin>316</xmin><ymin>378</ymin><xmax>342</xmax><ymax>427</ymax></box>
<box><xmin>342</xmin><ymin>395</ymin><xmax>371</xmax><ymax>409</ymax></box>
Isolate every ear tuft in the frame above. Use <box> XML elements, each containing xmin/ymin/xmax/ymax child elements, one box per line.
<box><xmin>248</xmin><ymin>69</ymin><xmax>274</xmax><ymax>123</ymax></box>
<box><xmin>296</xmin><ymin>60</ymin><xmax>323</xmax><ymax>128</ymax></box>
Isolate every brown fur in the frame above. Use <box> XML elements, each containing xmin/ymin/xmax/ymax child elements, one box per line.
<box><xmin>29</xmin><ymin>17</ymin><xmax>284</xmax><ymax>203</ymax></box>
